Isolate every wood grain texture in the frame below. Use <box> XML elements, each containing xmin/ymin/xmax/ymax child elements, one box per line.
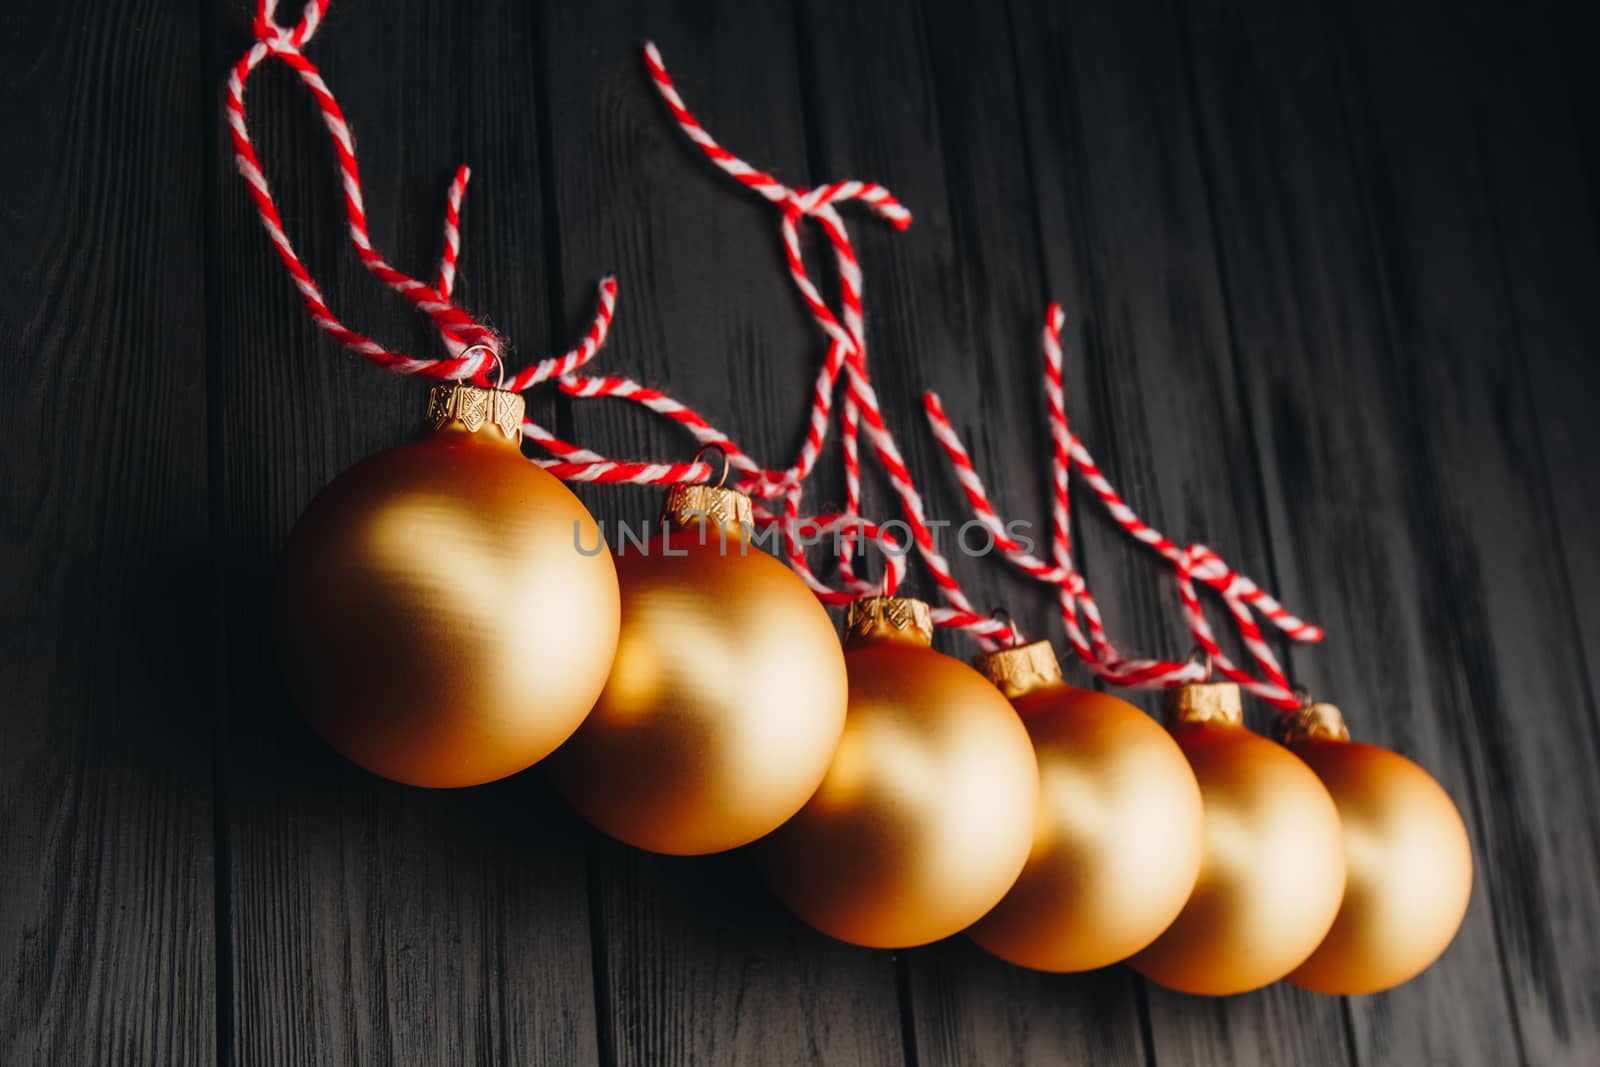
<box><xmin>0</xmin><ymin>0</ymin><xmax>216</xmax><ymax>1063</ymax></box>
<box><xmin>3</xmin><ymin>0</ymin><xmax>1599</xmax><ymax>1063</ymax></box>
<box><xmin>1177</xmin><ymin>0</ymin><xmax>1526</xmax><ymax>1062</ymax></box>
<box><xmin>1473</xmin><ymin>0</ymin><xmax>1600</xmax><ymax>899</ymax></box>
<box><xmin>535</xmin><ymin>1</ymin><xmax>904</xmax><ymax>1063</ymax></box>
<box><xmin>1004</xmin><ymin>0</ymin><xmax>1357</xmax><ymax>1063</ymax></box>
<box><xmin>209</xmin><ymin>1</ymin><xmax>596</xmax><ymax>1063</ymax></box>
<box><xmin>1325</xmin><ymin>0</ymin><xmax>1600</xmax><ymax>1058</ymax></box>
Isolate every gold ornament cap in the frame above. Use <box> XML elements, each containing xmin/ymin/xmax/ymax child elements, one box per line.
<box><xmin>427</xmin><ymin>382</ymin><xmax>525</xmax><ymax>442</ymax></box>
<box><xmin>976</xmin><ymin>640</ymin><xmax>1063</xmax><ymax>699</ymax></box>
<box><xmin>1165</xmin><ymin>681</ymin><xmax>1244</xmax><ymax>727</ymax></box>
<box><xmin>1276</xmin><ymin>701</ymin><xmax>1351</xmax><ymax>745</ymax></box>
<box><xmin>845</xmin><ymin>596</ymin><xmax>933</xmax><ymax>648</ymax></box>
<box><xmin>662</xmin><ymin>483</ymin><xmax>754</xmax><ymax>536</ymax></box>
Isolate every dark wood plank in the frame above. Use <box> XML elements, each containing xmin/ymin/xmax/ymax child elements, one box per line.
<box><xmin>1445</xmin><ymin>0</ymin><xmax>1600</xmax><ymax>1053</ymax></box>
<box><xmin>4</xmin><ymin>0</ymin><xmax>1591</xmax><ymax>1062</ymax></box>
<box><xmin>1004</xmin><ymin>0</ymin><xmax>1357</xmax><ymax>1062</ymax></box>
<box><xmin>1327</xmin><ymin>0</ymin><xmax>1600</xmax><ymax>1057</ymax></box>
<box><xmin>1477</xmin><ymin>0</ymin><xmax>1600</xmax><ymax>769</ymax></box>
<box><xmin>536</xmin><ymin>2</ymin><xmax>906</xmax><ymax>1063</ymax></box>
<box><xmin>1177</xmin><ymin>0</ymin><xmax>1527</xmax><ymax>1061</ymax></box>
<box><xmin>210</xmin><ymin>2</ymin><xmax>597</xmax><ymax>1062</ymax></box>
<box><xmin>0</xmin><ymin>0</ymin><xmax>216</xmax><ymax>1062</ymax></box>
<box><xmin>792</xmin><ymin>0</ymin><xmax>1151</xmax><ymax>1063</ymax></box>
<box><xmin>1551</xmin><ymin>0</ymin><xmax>1600</xmax><ymax>235</ymax></box>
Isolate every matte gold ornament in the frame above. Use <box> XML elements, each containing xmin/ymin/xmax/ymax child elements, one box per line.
<box><xmin>1129</xmin><ymin>682</ymin><xmax>1346</xmax><ymax>995</ymax></box>
<box><xmin>546</xmin><ymin>480</ymin><xmax>848</xmax><ymax>855</ymax></box>
<box><xmin>967</xmin><ymin>642</ymin><xmax>1203</xmax><ymax>971</ymax></box>
<box><xmin>758</xmin><ymin>597</ymin><xmax>1040</xmax><ymax>948</ymax></box>
<box><xmin>1278</xmin><ymin>702</ymin><xmax>1473</xmax><ymax>994</ymax></box>
<box><xmin>275</xmin><ymin>382</ymin><xmax>621</xmax><ymax>788</ymax></box>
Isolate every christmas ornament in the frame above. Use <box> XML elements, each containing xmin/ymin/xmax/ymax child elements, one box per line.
<box><xmin>231</xmin><ymin>2</ymin><xmax>625</xmax><ymax>788</ymax></box>
<box><xmin>758</xmin><ymin>597</ymin><xmax>1039</xmax><ymax>949</ymax></box>
<box><xmin>1277</xmin><ymin>702</ymin><xmax>1473</xmax><ymax>994</ymax></box>
<box><xmin>1129</xmin><ymin>681</ymin><xmax>1346</xmax><ymax>996</ymax></box>
<box><xmin>967</xmin><ymin>640</ymin><xmax>1203</xmax><ymax>972</ymax></box>
<box><xmin>546</xmin><ymin>472</ymin><xmax>848</xmax><ymax>855</ymax></box>
<box><xmin>276</xmin><ymin>383</ymin><xmax>621</xmax><ymax>788</ymax></box>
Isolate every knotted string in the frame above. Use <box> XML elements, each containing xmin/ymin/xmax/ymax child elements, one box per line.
<box><xmin>229</xmin><ymin>5</ymin><xmax>1321</xmax><ymax>688</ymax></box>
<box><xmin>924</xmin><ymin>303</ymin><xmax>1322</xmax><ymax>708</ymax></box>
<box><xmin>227</xmin><ymin>0</ymin><xmax>618</xmax><ymax>388</ymax></box>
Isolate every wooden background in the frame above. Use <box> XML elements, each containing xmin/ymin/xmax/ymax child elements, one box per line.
<box><xmin>4</xmin><ymin>0</ymin><xmax>1598</xmax><ymax>1063</ymax></box>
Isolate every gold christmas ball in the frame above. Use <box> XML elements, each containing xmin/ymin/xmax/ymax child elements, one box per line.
<box><xmin>966</xmin><ymin>642</ymin><xmax>1203</xmax><ymax>971</ymax></box>
<box><xmin>1130</xmin><ymin>682</ymin><xmax>1346</xmax><ymax>996</ymax></box>
<box><xmin>757</xmin><ymin>597</ymin><xmax>1040</xmax><ymax>949</ymax></box>
<box><xmin>275</xmin><ymin>383</ymin><xmax>620</xmax><ymax>788</ymax></box>
<box><xmin>1278</xmin><ymin>703</ymin><xmax>1473</xmax><ymax>994</ymax></box>
<box><xmin>547</xmin><ymin>484</ymin><xmax>848</xmax><ymax>855</ymax></box>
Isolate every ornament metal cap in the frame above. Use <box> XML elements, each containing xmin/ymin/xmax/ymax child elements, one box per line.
<box><xmin>845</xmin><ymin>596</ymin><xmax>933</xmax><ymax>648</ymax></box>
<box><xmin>662</xmin><ymin>483</ymin><xmax>754</xmax><ymax>534</ymax></box>
<box><xmin>661</xmin><ymin>444</ymin><xmax>753</xmax><ymax>537</ymax></box>
<box><xmin>426</xmin><ymin>382</ymin><xmax>524</xmax><ymax>442</ymax></box>
<box><xmin>1165</xmin><ymin>681</ymin><xmax>1244</xmax><ymax>727</ymax></box>
<box><xmin>976</xmin><ymin>639</ymin><xmax>1063</xmax><ymax>699</ymax></box>
<box><xmin>1275</xmin><ymin>701</ymin><xmax>1351</xmax><ymax>745</ymax></box>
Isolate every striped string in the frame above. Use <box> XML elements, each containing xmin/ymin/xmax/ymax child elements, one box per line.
<box><xmin>230</xmin><ymin>4</ymin><xmax>1317</xmax><ymax>685</ymax></box>
<box><xmin>225</xmin><ymin>4</ymin><xmax>941</xmax><ymax>627</ymax></box>
<box><xmin>924</xmin><ymin>303</ymin><xmax>1322</xmax><ymax>709</ymax></box>
<box><xmin>227</xmin><ymin>0</ymin><xmax>617</xmax><ymax>389</ymax></box>
<box><xmin>634</xmin><ymin>43</ymin><xmax>1010</xmax><ymax>644</ymax></box>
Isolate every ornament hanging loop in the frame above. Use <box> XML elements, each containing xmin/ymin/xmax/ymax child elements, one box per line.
<box><xmin>990</xmin><ymin>606</ymin><xmax>1024</xmax><ymax>648</ymax></box>
<box><xmin>1185</xmin><ymin>646</ymin><xmax>1213</xmax><ymax>682</ymax></box>
<box><xmin>458</xmin><ymin>343</ymin><xmax>504</xmax><ymax>389</ymax></box>
<box><xmin>691</xmin><ymin>443</ymin><xmax>731</xmax><ymax>488</ymax></box>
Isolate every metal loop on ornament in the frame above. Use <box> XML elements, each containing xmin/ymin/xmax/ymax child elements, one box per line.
<box><xmin>691</xmin><ymin>443</ymin><xmax>731</xmax><ymax>488</ymax></box>
<box><xmin>989</xmin><ymin>606</ymin><xmax>1024</xmax><ymax>647</ymax></box>
<box><xmin>459</xmin><ymin>343</ymin><xmax>505</xmax><ymax>390</ymax></box>
<box><xmin>1292</xmin><ymin>684</ymin><xmax>1314</xmax><ymax>709</ymax></box>
<box><xmin>1185</xmin><ymin>646</ymin><xmax>1214</xmax><ymax>682</ymax></box>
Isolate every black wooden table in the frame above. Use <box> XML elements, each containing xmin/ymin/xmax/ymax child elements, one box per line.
<box><xmin>5</xmin><ymin>0</ymin><xmax>1598</xmax><ymax>1063</ymax></box>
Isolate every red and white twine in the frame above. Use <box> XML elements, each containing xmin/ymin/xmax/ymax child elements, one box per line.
<box><xmin>924</xmin><ymin>304</ymin><xmax>1322</xmax><ymax>708</ymax></box>
<box><xmin>229</xmin><ymin>2</ymin><xmax>1322</xmax><ymax>697</ymax></box>
<box><xmin>487</xmin><ymin>41</ymin><xmax>997</xmax><ymax>633</ymax></box>
<box><xmin>227</xmin><ymin>1</ymin><xmax>619</xmax><ymax>396</ymax></box>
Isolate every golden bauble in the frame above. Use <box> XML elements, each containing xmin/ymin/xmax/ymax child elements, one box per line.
<box><xmin>757</xmin><ymin>597</ymin><xmax>1040</xmax><ymax>949</ymax></box>
<box><xmin>275</xmin><ymin>384</ymin><xmax>620</xmax><ymax>788</ymax></box>
<box><xmin>1277</xmin><ymin>703</ymin><xmax>1473</xmax><ymax>994</ymax></box>
<box><xmin>547</xmin><ymin>484</ymin><xmax>848</xmax><ymax>855</ymax></box>
<box><xmin>1129</xmin><ymin>682</ymin><xmax>1346</xmax><ymax>995</ymax></box>
<box><xmin>966</xmin><ymin>642</ymin><xmax>1203</xmax><ymax>971</ymax></box>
